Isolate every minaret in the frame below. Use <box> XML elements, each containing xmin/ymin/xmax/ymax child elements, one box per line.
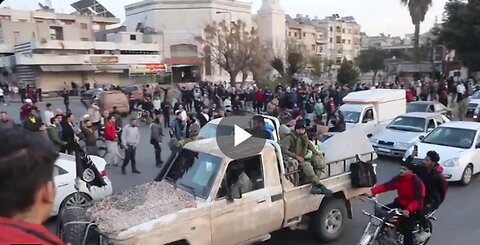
<box><xmin>257</xmin><ymin>0</ymin><xmax>286</xmax><ymax>59</ymax></box>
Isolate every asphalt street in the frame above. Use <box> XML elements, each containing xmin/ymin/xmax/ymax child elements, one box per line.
<box><xmin>2</xmin><ymin>100</ymin><xmax>480</xmax><ymax>245</ymax></box>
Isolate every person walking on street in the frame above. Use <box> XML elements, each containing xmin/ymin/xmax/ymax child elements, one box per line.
<box><xmin>0</xmin><ymin>111</ymin><xmax>15</xmax><ymax>131</ymax></box>
<box><xmin>104</xmin><ymin>115</ymin><xmax>119</xmax><ymax>167</ymax></box>
<box><xmin>43</xmin><ymin>103</ymin><xmax>55</xmax><ymax>126</ymax></box>
<box><xmin>60</xmin><ymin>113</ymin><xmax>76</xmax><ymax>154</ymax></box>
<box><xmin>81</xmin><ymin>119</ymin><xmax>99</xmax><ymax>156</ymax></box>
<box><xmin>150</xmin><ymin>115</ymin><xmax>164</xmax><ymax>168</ymax></box>
<box><xmin>161</xmin><ymin>99</ymin><xmax>172</xmax><ymax>128</ymax></box>
<box><xmin>62</xmin><ymin>89</ymin><xmax>70</xmax><ymax>113</ymax></box>
<box><xmin>121</xmin><ymin>118</ymin><xmax>141</xmax><ymax>175</ymax></box>
<box><xmin>87</xmin><ymin>102</ymin><xmax>101</xmax><ymax>134</ymax></box>
<box><xmin>19</xmin><ymin>99</ymin><xmax>36</xmax><ymax>122</ymax></box>
<box><xmin>456</xmin><ymin>81</ymin><xmax>468</xmax><ymax>121</ymax></box>
<box><xmin>47</xmin><ymin>115</ymin><xmax>67</xmax><ymax>151</ymax></box>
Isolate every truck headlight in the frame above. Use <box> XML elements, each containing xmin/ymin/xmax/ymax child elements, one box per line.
<box><xmin>443</xmin><ymin>158</ymin><xmax>459</xmax><ymax>167</ymax></box>
<box><xmin>395</xmin><ymin>142</ymin><xmax>411</xmax><ymax>149</ymax></box>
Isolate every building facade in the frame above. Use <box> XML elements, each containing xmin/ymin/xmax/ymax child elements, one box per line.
<box><xmin>0</xmin><ymin>8</ymin><xmax>164</xmax><ymax>92</ymax></box>
<box><xmin>286</xmin><ymin>15</ymin><xmax>326</xmax><ymax>58</ymax></box>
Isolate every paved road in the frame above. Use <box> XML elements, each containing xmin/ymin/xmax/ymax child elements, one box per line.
<box><xmin>2</xmin><ymin>100</ymin><xmax>480</xmax><ymax>245</ymax></box>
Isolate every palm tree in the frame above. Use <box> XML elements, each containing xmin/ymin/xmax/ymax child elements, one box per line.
<box><xmin>401</xmin><ymin>0</ymin><xmax>432</xmax><ymax>57</ymax></box>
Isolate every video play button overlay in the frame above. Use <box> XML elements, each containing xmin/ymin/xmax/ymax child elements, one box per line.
<box><xmin>216</xmin><ymin>115</ymin><xmax>267</xmax><ymax>159</ymax></box>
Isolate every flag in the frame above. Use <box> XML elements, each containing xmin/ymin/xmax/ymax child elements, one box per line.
<box><xmin>74</xmin><ymin>142</ymin><xmax>106</xmax><ymax>189</ymax></box>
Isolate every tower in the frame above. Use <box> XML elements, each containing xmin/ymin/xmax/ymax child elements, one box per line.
<box><xmin>257</xmin><ymin>0</ymin><xmax>286</xmax><ymax>59</ymax></box>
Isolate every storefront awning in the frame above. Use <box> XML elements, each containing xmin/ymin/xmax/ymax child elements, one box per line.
<box><xmin>40</xmin><ymin>65</ymin><xmax>129</xmax><ymax>72</ymax></box>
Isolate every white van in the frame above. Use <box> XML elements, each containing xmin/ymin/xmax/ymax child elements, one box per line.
<box><xmin>340</xmin><ymin>89</ymin><xmax>406</xmax><ymax>137</ymax></box>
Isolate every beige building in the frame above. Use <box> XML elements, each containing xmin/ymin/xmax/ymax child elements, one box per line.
<box><xmin>286</xmin><ymin>15</ymin><xmax>326</xmax><ymax>58</ymax></box>
<box><xmin>0</xmin><ymin>8</ymin><xmax>164</xmax><ymax>92</ymax></box>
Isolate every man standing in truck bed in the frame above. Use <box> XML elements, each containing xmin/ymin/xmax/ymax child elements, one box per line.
<box><xmin>280</xmin><ymin>119</ymin><xmax>333</xmax><ymax>196</ymax></box>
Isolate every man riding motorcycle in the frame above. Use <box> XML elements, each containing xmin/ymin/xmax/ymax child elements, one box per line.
<box><xmin>368</xmin><ymin>161</ymin><xmax>426</xmax><ymax>245</ymax></box>
<box><xmin>405</xmin><ymin>150</ymin><xmax>447</xmax><ymax>241</ymax></box>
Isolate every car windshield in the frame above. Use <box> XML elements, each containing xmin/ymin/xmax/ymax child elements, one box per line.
<box><xmin>422</xmin><ymin>127</ymin><xmax>477</xmax><ymax>149</ymax></box>
<box><xmin>407</xmin><ymin>103</ymin><xmax>429</xmax><ymax>113</ymax></box>
<box><xmin>199</xmin><ymin>124</ymin><xmax>234</xmax><ymax>139</ymax></box>
<box><xmin>165</xmin><ymin>149</ymin><xmax>222</xmax><ymax>198</ymax></box>
<box><xmin>341</xmin><ymin>111</ymin><xmax>361</xmax><ymax>123</ymax></box>
<box><xmin>387</xmin><ymin>116</ymin><xmax>426</xmax><ymax>132</ymax></box>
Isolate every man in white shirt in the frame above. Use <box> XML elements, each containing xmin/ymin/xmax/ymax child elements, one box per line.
<box><xmin>43</xmin><ymin>103</ymin><xmax>55</xmax><ymax>126</ymax></box>
<box><xmin>121</xmin><ymin>118</ymin><xmax>141</xmax><ymax>175</ymax></box>
<box><xmin>456</xmin><ymin>81</ymin><xmax>468</xmax><ymax>121</ymax></box>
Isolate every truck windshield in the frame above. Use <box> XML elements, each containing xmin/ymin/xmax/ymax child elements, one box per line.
<box><xmin>165</xmin><ymin>149</ymin><xmax>222</xmax><ymax>199</ymax></box>
<box><xmin>199</xmin><ymin>124</ymin><xmax>234</xmax><ymax>139</ymax></box>
<box><xmin>341</xmin><ymin>111</ymin><xmax>361</xmax><ymax>123</ymax></box>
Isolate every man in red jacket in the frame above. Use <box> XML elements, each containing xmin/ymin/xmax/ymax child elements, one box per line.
<box><xmin>104</xmin><ymin>115</ymin><xmax>119</xmax><ymax>167</ymax></box>
<box><xmin>0</xmin><ymin>130</ymin><xmax>64</xmax><ymax>245</ymax></box>
<box><xmin>369</xmin><ymin>161</ymin><xmax>425</xmax><ymax>245</ymax></box>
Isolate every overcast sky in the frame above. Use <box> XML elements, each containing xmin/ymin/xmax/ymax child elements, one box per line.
<box><xmin>1</xmin><ymin>0</ymin><xmax>448</xmax><ymax>36</ymax></box>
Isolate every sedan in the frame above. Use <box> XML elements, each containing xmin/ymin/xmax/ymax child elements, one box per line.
<box><xmin>52</xmin><ymin>153</ymin><xmax>113</xmax><ymax>216</ymax></box>
<box><xmin>370</xmin><ymin>113</ymin><xmax>450</xmax><ymax>157</ymax></box>
<box><xmin>407</xmin><ymin>101</ymin><xmax>452</xmax><ymax>118</ymax></box>
<box><xmin>404</xmin><ymin>121</ymin><xmax>480</xmax><ymax>186</ymax></box>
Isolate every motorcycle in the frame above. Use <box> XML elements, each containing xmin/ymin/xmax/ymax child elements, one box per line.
<box><xmin>357</xmin><ymin>196</ymin><xmax>436</xmax><ymax>245</ymax></box>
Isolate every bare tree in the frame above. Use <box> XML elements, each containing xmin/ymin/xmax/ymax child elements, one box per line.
<box><xmin>196</xmin><ymin>20</ymin><xmax>262</xmax><ymax>86</ymax></box>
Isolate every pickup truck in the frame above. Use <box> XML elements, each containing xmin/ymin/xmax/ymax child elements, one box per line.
<box><xmin>60</xmin><ymin>129</ymin><xmax>377</xmax><ymax>245</ymax></box>
<box><xmin>340</xmin><ymin>89</ymin><xmax>406</xmax><ymax>137</ymax></box>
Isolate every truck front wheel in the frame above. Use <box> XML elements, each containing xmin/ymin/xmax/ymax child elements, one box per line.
<box><xmin>311</xmin><ymin>197</ymin><xmax>347</xmax><ymax>242</ymax></box>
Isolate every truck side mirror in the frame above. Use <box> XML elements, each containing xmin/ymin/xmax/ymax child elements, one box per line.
<box><xmin>476</xmin><ymin>143</ymin><xmax>480</xmax><ymax>149</ymax></box>
<box><xmin>419</xmin><ymin>135</ymin><xmax>425</xmax><ymax>141</ymax></box>
<box><xmin>226</xmin><ymin>185</ymin><xmax>242</xmax><ymax>202</ymax></box>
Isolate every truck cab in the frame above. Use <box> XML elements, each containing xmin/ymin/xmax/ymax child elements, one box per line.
<box><xmin>340</xmin><ymin>89</ymin><xmax>406</xmax><ymax>137</ymax></box>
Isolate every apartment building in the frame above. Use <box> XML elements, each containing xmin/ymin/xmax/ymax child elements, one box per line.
<box><xmin>286</xmin><ymin>15</ymin><xmax>326</xmax><ymax>58</ymax></box>
<box><xmin>0</xmin><ymin>8</ymin><xmax>165</xmax><ymax>92</ymax></box>
<box><xmin>360</xmin><ymin>33</ymin><xmax>404</xmax><ymax>49</ymax></box>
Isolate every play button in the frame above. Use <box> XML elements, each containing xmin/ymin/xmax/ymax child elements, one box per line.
<box><xmin>216</xmin><ymin>115</ymin><xmax>267</xmax><ymax>159</ymax></box>
<box><xmin>234</xmin><ymin>125</ymin><xmax>252</xmax><ymax>147</ymax></box>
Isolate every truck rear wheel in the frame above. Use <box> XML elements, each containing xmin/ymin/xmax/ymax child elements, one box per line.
<box><xmin>311</xmin><ymin>197</ymin><xmax>347</xmax><ymax>242</ymax></box>
<box><xmin>60</xmin><ymin>206</ymin><xmax>88</xmax><ymax>245</ymax></box>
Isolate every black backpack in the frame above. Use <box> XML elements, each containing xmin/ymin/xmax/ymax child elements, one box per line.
<box><xmin>350</xmin><ymin>155</ymin><xmax>377</xmax><ymax>188</ymax></box>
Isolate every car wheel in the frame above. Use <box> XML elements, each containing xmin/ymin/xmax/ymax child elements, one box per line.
<box><xmin>60</xmin><ymin>192</ymin><xmax>92</xmax><ymax>212</ymax></box>
<box><xmin>460</xmin><ymin>164</ymin><xmax>473</xmax><ymax>186</ymax></box>
<box><xmin>311</xmin><ymin>197</ymin><xmax>347</xmax><ymax>242</ymax></box>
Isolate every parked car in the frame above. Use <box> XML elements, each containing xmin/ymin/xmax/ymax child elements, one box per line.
<box><xmin>121</xmin><ymin>85</ymin><xmax>144</xmax><ymax>101</ymax></box>
<box><xmin>370</xmin><ymin>113</ymin><xmax>450</xmax><ymax>157</ymax></box>
<box><xmin>407</xmin><ymin>101</ymin><xmax>452</xmax><ymax>118</ymax></box>
<box><xmin>468</xmin><ymin>91</ymin><xmax>480</xmax><ymax>117</ymax></box>
<box><xmin>404</xmin><ymin>121</ymin><xmax>480</xmax><ymax>186</ymax></box>
<box><xmin>52</xmin><ymin>153</ymin><xmax>113</xmax><ymax>216</ymax></box>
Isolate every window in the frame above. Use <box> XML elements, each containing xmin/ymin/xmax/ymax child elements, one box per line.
<box><xmin>329</xmin><ymin>26</ymin><xmax>333</xmax><ymax>32</ymax></box>
<box><xmin>130</xmin><ymin>34</ymin><xmax>137</xmax><ymax>40</ymax></box>
<box><xmin>165</xmin><ymin>149</ymin><xmax>222</xmax><ymax>198</ymax></box>
<box><xmin>303</xmin><ymin>32</ymin><xmax>306</xmax><ymax>37</ymax></box>
<box><xmin>434</xmin><ymin>117</ymin><xmax>445</xmax><ymax>126</ymax></box>
<box><xmin>80</xmin><ymin>23</ymin><xmax>88</xmax><ymax>30</ymax></box>
<box><xmin>13</xmin><ymin>31</ymin><xmax>19</xmax><ymax>43</ymax></box>
<box><xmin>81</xmin><ymin>38</ymin><xmax>89</xmax><ymax>41</ymax></box>
<box><xmin>427</xmin><ymin>119</ymin><xmax>436</xmax><ymax>131</ymax></box>
<box><xmin>362</xmin><ymin>109</ymin><xmax>374</xmax><ymax>123</ymax></box>
<box><xmin>342</xmin><ymin>39</ymin><xmax>345</xmax><ymax>44</ymax></box>
<box><xmin>342</xmin><ymin>28</ymin><xmax>345</xmax><ymax>33</ymax></box>
<box><xmin>49</xmin><ymin>26</ymin><xmax>64</xmax><ymax>40</ymax></box>
<box><xmin>312</xmin><ymin>44</ymin><xmax>315</xmax><ymax>51</ymax></box>
<box><xmin>336</xmin><ymin>36</ymin><xmax>341</xmax><ymax>44</ymax></box>
<box><xmin>36</xmin><ymin>20</ymin><xmax>43</xmax><ymax>23</ymax></box>
<box><xmin>289</xmin><ymin>32</ymin><xmax>291</xmax><ymax>37</ymax></box>
<box><xmin>19</xmin><ymin>19</ymin><xmax>27</xmax><ymax>22</ymax></box>
<box><xmin>294</xmin><ymin>32</ymin><xmax>297</xmax><ymax>37</ymax></box>
<box><xmin>216</xmin><ymin>155</ymin><xmax>264</xmax><ymax>199</ymax></box>
<box><xmin>336</xmin><ymin>26</ymin><xmax>341</xmax><ymax>32</ymax></box>
<box><xmin>329</xmin><ymin>38</ymin><xmax>332</xmax><ymax>43</ymax></box>
<box><xmin>347</xmin><ymin>40</ymin><xmax>351</xmax><ymax>44</ymax></box>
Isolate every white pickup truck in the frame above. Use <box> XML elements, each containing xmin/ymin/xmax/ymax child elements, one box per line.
<box><xmin>340</xmin><ymin>89</ymin><xmax>406</xmax><ymax>137</ymax></box>
<box><xmin>60</xmin><ymin>129</ymin><xmax>377</xmax><ymax>245</ymax></box>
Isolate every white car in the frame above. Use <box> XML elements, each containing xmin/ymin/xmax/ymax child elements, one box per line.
<box><xmin>468</xmin><ymin>91</ymin><xmax>480</xmax><ymax>117</ymax></box>
<box><xmin>404</xmin><ymin>121</ymin><xmax>480</xmax><ymax>186</ymax></box>
<box><xmin>52</xmin><ymin>153</ymin><xmax>113</xmax><ymax>216</ymax></box>
<box><xmin>370</xmin><ymin>113</ymin><xmax>450</xmax><ymax>157</ymax></box>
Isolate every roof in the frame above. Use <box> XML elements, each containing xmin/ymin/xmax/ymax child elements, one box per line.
<box><xmin>439</xmin><ymin>121</ymin><xmax>480</xmax><ymax>131</ymax></box>
<box><xmin>342</xmin><ymin>89</ymin><xmax>405</xmax><ymax>103</ymax></box>
<box><xmin>401</xmin><ymin>112</ymin><xmax>442</xmax><ymax>119</ymax></box>
<box><xmin>184</xmin><ymin>137</ymin><xmax>276</xmax><ymax>160</ymax></box>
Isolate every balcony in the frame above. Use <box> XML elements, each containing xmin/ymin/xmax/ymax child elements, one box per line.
<box><xmin>19</xmin><ymin>40</ymin><xmax>160</xmax><ymax>52</ymax></box>
<box><xmin>15</xmin><ymin>53</ymin><xmax>162</xmax><ymax>66</ymax></box>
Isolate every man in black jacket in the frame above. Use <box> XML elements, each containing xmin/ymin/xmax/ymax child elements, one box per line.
<box><xmin>406</xmin><ymin>150</ymin><xmax>447</xmax><ymax>241</ymax></box>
